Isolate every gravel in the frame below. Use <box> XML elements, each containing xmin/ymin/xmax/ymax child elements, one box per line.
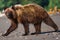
<box><xmin>0</xmin><ymin>14</ymin><xmax>60</xmax><ymax>40</ymax></box>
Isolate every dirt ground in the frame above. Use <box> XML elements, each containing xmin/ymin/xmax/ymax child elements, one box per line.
<box><xmin>0</xmin><ymin>14</ymin><xmax>60</xmax><ymax>40</ymax></box>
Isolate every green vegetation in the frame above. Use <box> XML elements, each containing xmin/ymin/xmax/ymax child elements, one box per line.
<box><xmin>0</xmin><ymin>0</ymin><xmax>60</xmax><ymax>11</ymax></box>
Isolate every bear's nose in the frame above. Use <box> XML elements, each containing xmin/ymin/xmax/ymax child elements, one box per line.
<box><xmin>7</xmin><ymin>13</ymin><xmax>13</xmax><ymax>18</ymax></box>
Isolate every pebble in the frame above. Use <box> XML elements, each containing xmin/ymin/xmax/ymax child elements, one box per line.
<box><xmin>19</xmin><ymin>36</ymin><xmax>22</xmax><ymax>38</ymax></box>
<box><xmin>0</xmin><ymin>14</ymin><xmax>5</xmax><ymax>17</ymax></box>
<box><xmin>56</xmin><ymin>37</ymin><xmax>59</xmax><ymax>40</ymax></box>
<box><xmin>25</xmin><ymin>37</ymin><xmax>28</xmax><ymax>40</ymax></box>
<box><xmin>0</xmin><ymin>33</ymin><xmax>2</xmax><ymax>36</ymax></box>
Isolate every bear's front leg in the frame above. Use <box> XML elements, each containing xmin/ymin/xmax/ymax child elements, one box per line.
<box><xmin>2</xmin><ymin>20</ymin><xmax>18</xmax><ymax>36</ymax></box>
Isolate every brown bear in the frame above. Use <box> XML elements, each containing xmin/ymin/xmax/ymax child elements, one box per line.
<box><xmin>2</xmin><ymin>4</ymin><xmax>58</xmax><ymax>36</ymax></box>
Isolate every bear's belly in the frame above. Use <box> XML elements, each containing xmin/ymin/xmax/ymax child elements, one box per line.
<box><xmin>20</xmin><ymin>16</ymin><xmax>42</xmax><ymax>24</ymax></box>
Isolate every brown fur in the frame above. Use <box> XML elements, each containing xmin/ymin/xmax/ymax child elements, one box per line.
<box><xmin>2</xmin><ymin>4</ymin><xmax>58</xmax><ymax>36</ymax></box>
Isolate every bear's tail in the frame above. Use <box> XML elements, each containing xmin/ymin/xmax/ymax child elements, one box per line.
<box><xmin>43</xmin><ymin>16</ymin><xmax>58</xmax><ymax>32</ymax></box>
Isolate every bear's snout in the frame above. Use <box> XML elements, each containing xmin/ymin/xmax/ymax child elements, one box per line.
<box><xmin>6</xmin><ymin>13</ymin><xmax>13</xmax><ymax>18</ymax></box>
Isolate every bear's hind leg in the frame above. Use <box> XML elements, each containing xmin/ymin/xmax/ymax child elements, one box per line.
<box><xmin>22</xmin><ymin>23</ymin><xmax>29</xmax><ymax>36</ymax></box>
<box><xmin>43</xmin><ymin>17</ymin><xmax>58</xmax><ymax>32</ymax></box>
<box><xmin>31</xmin><ymin>23</ymin><xmax>42</xmax><ymax>35</ymax></box>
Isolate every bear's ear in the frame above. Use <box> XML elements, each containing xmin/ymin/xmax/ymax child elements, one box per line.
<box><xmin>12</xmin><ymin>5</ymin><xmax>15</xmax><ymax>10</ymax></box>
<box><xmin>4</xmin><ymin>6</ymin><xmax>8</xmax><ymax>10</ymax></box>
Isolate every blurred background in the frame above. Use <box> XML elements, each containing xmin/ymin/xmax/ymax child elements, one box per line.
<box><xmin>0</xmin><ymin>0</ymin><xmax>60</xmax><ymax>14</ymax></box>
<box><xmin>0</xmin><ymin>0</ymin><xmax>60</xmax><ymax>10</ymax></box>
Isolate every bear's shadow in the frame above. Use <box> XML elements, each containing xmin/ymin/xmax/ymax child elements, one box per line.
<box><xmin>40</xmin><ymin>30</ymin><xmax>60</xmax><ymax>34</ymax></box>
<box><xmin>31</xmin><ymin>30</ymin><xmax>60</xmax><ymax>35</ymax></box>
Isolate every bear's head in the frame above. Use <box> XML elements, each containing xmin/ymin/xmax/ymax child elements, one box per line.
<box><xmin>3</xmin><ymin>6</ymin><xmax>17</xmax><ymax>19</ymax></box>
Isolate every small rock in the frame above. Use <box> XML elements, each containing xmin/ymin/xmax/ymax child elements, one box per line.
<box><xmin>6</xmin><ymin>21</ymin><xmax>9</xmax><ymax>23</ymax></box>
<box><xmin>25</xmin><ymin>37</ymin><xmax>28</xmax><ymax>40</ymax></box>
<box><xmin>45</xmin><ymin>33</ymin><xmax>49</xmax><ymax>36</ymax></box>
<box><xmin>19</xmin><ymin>36</ymin><xmax>22</xmax><ymax>38</ymax></box>
<box><xmin>0</xmin><ymin>14</ymin><xmax>5</xmax><ymax>17</ymax></box>
<box><xmin>0</xmin><ymin>33</ymin><xmax>2</xmax><ymax>36</ymax></box>
<box><xmin>56</xmin><ymin>37</ymin><xmax>59</xmax><ymax>40</ymax></box>
<box><xmin>52</xmin><ymin>32</ymin><xmax>58</xmax><ymax>36</ymax></box>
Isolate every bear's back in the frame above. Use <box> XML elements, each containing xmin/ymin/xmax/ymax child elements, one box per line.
<box><xmin>14</xmin><ymin>4</ymin><xmax>48</xmax><ymax>23</ymax></box>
